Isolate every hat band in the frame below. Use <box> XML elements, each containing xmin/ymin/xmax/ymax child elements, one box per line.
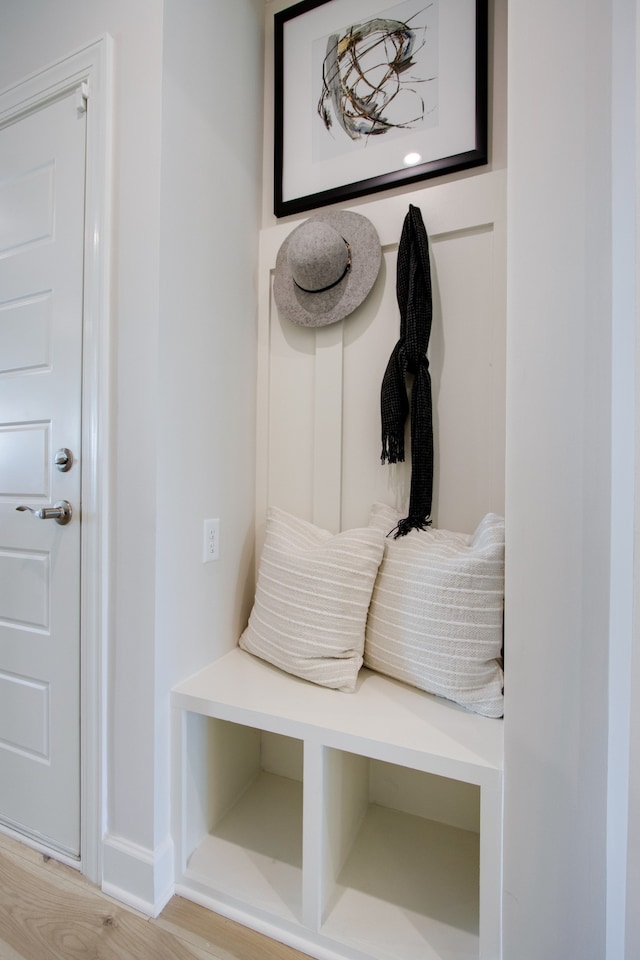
<box><xmin>293</xmin><ymin>238</ymin><xmax>352</xmax><ymax>294</ymax></box>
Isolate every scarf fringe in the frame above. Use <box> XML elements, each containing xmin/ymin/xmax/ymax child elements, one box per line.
<box><xmin>388</xmin><ymin>515</ymin><xmax>432</xmax><ymax>539</ymax></box>
<box><xmin>381</xmin><ymin>433</ymin><xmax>405</xmax><ymax>465</ymax></box>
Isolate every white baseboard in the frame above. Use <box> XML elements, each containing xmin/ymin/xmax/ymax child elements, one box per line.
<box><xmin>102</xmin><ymin>832</ymin><xmax>174</xmax><ymax>917</ymax></box>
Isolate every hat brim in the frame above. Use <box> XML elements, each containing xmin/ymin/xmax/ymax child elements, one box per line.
<box><xmin>273</xmin><ymin>210</ymin><xmax>382</xmax><ymax>327</ymax></box>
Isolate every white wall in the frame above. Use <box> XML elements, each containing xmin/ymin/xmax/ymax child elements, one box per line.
<box><xmin>504</xmin><ymin>1</ymin><xmax>614</xmax><ymax>957</ymax></box>
<box><xmin>608</xmin><ymin>2</ymin><xmax>639</xmax><ymax>957</ymax></box>
<box><xmin>623</xmin><ymin>5</ymin><xmax>640</xmax><ymax>956</ymax></box>
<box><xmin>156</xmin><ymin>0</ymin><xmax>263</xmax><ymax>884</ymax></box>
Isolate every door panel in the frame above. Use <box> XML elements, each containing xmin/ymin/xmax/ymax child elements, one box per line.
<box><xmin>0</xmin><ymin>88</ymin><xmax>86</xmax><ymax>857</ymax></box>
<box><xmin>0</xmin><ymin>549</ymin><xmax>50</xmax><ymax>631</ymax></box>
<box><xmin>0</xmin><ymin>162</ymin><xmax>54</xmax><ymax>254</ymax></box>
<box><xmin>0</xmin><ymin>670</ymin><xmax>49</xmax><ymax>759</ymax></box>
<box><xmin>0</xmin><ymin>291</ymin><xmax>52</xmax><ymax>375</ymax></box>
<box><xmin>0</xmin><ymin>422</ymin><xmax>50</xmax><ymax>496</ymax></box>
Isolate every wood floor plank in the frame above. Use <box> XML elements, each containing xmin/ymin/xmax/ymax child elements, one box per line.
<box><xmin>0</xmin><ymin>836</ymin><xmax>311</xmax><ymax>960</ymax></box>
<box><xmin>0</xmin><ymin>848</ymin><xmax>207</xmax><ymax>960</ymax></box>
<box><xmin>159</xmin><ymin>896</ymin><xmax>311</xmax><ymax>960</ymax></box>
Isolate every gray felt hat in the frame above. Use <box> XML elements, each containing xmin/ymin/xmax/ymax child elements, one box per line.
<box><xmin>273</xmin><ymin>210</ymin><xmax>382</xmax><ymax>327</ymax></box>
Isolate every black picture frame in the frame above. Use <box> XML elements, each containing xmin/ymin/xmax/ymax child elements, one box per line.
<box><xmin>274</xmin><ymin>0</ymin><xmax>488</xmax><ymax>218</ymax></box>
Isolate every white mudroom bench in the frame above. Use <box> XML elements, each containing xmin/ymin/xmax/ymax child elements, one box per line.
<box><xmin>171</xmin><ymin>645</ymin><xmax>503</xmax><ymax>960</ymax></box>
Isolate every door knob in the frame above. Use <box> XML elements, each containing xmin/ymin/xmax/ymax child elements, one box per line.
<box><xmin>16</xmin><ymin>500</ymin><xmax>73</xmax><ymax>525</ymax></box>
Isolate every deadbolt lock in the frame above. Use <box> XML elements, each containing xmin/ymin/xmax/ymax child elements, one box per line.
<box><xmin>54</xmin><ymin>448</ymin><xmax>73</xmax><ymax>472</ymax></box>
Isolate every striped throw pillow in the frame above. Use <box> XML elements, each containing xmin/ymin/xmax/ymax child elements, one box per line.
<box><xmin>364</xmin><ymin>503</ymin><xmax>505</xmax><ymax>718</ymax></box>
<box><xmin>239</xmin><ymin>507</ymin><xmax>385</xmax><ymax>692</ymax></box>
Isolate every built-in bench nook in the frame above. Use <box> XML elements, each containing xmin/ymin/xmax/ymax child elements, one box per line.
<box><xmin>171</xmin><ymin>169</ymin><xmax>507</xmax><ymax>960</ymax></box>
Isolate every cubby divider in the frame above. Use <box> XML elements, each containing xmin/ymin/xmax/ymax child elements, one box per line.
<box><xmin>301</xmin><ymin>739</ymin><xmax>324</xmax><ymax>932</ymax></box>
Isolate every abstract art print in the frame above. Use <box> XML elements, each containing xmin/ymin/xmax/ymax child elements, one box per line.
<box><xmin>274</xmin><ymin>0</ymin><xmax>487</xmax><ymax>217</ymax></box>
<box><xmin>314</xmin><ymin>2</ymin><xmax>438</xmax><ymax>159</ymax></box>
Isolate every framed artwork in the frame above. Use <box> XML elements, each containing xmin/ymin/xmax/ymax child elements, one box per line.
<box><xmin>274</xmin><ymin>0</ymin><xmax>488</xmax><ymax>218</ymax></box>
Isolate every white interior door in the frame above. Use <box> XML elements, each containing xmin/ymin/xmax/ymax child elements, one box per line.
<box><xmin>0</xmin><ymin>87</ymin><xmax>86</xmax><ymax>858</ymax></box>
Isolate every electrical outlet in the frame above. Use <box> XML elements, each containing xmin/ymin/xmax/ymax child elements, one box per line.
<box><xmin>203</xmin><ymin>518</ymin><xmax>220</xmax><ymax>562</ymax></box>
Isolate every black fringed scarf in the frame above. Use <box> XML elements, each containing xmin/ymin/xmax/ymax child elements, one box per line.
<box><xmin>380</xmin><ymin>204</ymin><xmax>433</xmax><ymax>538</ymax></box>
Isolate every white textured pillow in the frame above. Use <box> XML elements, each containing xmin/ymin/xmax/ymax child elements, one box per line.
<box><xmin>364</xmin><ymin>503</ymin><xmax>505</xmax><ymax>718</ymax></box>
<box><xmin>239</xmin><ymin>507</ymin><xmax>385</xmax><ymax>692</ymax></box>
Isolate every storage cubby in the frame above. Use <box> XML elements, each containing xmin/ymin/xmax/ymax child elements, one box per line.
<box><xmin>320</xmin><ymin>751</ymin><xmax>481</xmax><ymax>960</ymax></box>
<box><xmin>172</xmin><ymin>647</ymin><xmax>503</xmax><ymax>960</ymax></box>
<box><xmin>180</xmin><ymin>713</ymin><xmax>304</xmax><ymax>924</ymax></box>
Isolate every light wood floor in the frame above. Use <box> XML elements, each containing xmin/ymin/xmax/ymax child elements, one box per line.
<box><xmin>0</xmin><ymin>833</ymin><xmax>311</xmax><ymax>960</ymax></box>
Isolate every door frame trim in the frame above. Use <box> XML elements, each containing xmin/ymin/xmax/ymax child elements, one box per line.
<box><xmin>0</xmin><ymin>36</ymin><xmax>112</xmax><ymax>883</ymax></box>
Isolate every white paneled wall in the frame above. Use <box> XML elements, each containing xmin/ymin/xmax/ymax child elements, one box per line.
<box><xmin>257</xmin><ymin>171</ymin><xmax>506</xmax><ymax>546</ymax></box>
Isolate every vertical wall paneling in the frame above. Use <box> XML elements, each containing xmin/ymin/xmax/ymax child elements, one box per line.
<box><xmin>257</xmin><ymin>172</ymin><xmax>507</xmax><ymax>541</ymax></box>
<box><xmin>255</xmin><ymin>229</ymin><xmax>276</xmax><ymax>555</ymax></box>
<box><xmin>312</xmin><ymin>323</ymin><xmax>344</xmax><ymax>532</ymax></box>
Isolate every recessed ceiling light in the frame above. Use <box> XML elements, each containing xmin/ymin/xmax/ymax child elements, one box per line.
<box><xmin>403</xmin><ymin>152</ymin><xmax>422</xmax><ymax>166</ymax></box>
